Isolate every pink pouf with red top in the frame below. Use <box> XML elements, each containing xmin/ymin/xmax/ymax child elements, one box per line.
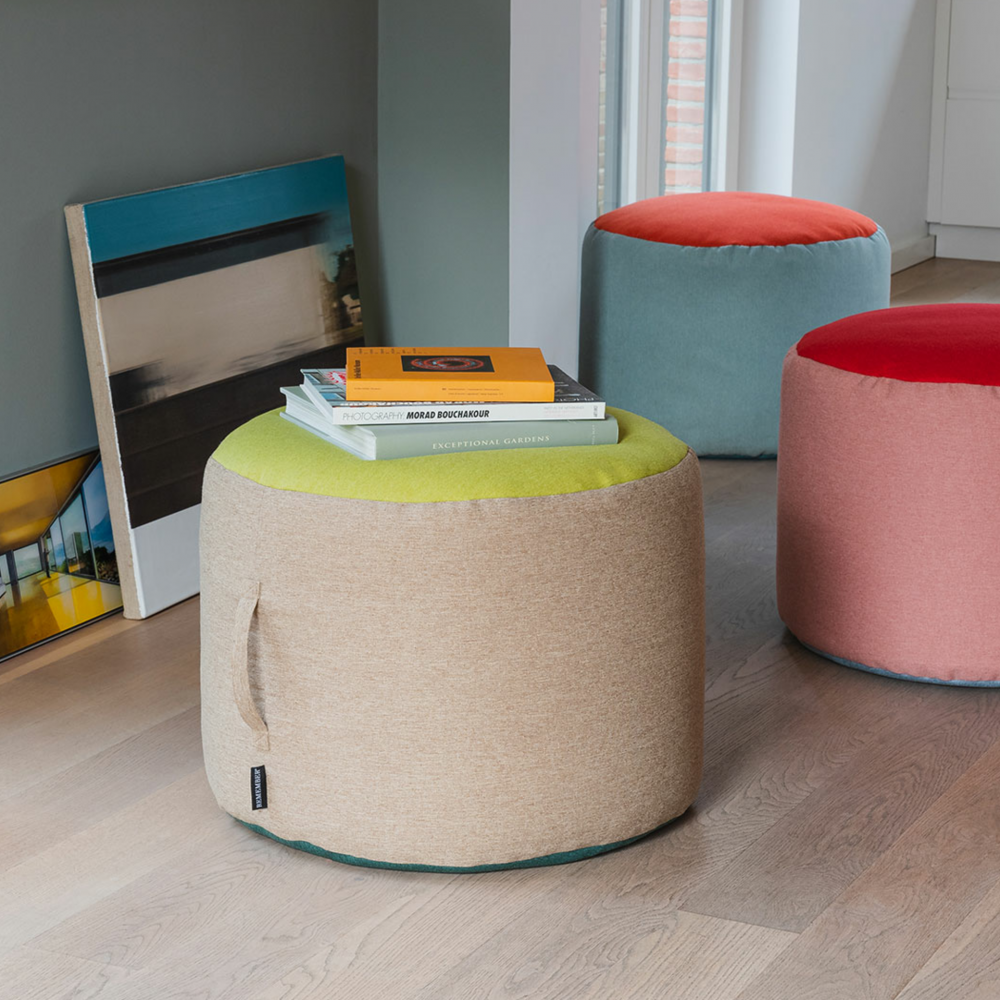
<box><xmin>777</xmin><ymin>303</ymin><xmax>1000</xmax><ymax>685</ymax></box>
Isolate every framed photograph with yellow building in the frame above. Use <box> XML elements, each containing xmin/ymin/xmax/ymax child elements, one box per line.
<box><xmin>0</xmin><ymin>451</ymin><xmax>123</xmax><ymax>664</ymax></box>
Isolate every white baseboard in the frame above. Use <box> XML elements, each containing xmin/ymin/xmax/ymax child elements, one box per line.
<box><xmin>929</xmin><ymin>224</ymin><xmax>1000</xmax><ymax>262</ymax></box>
<box><xmin>891</xmin><ymin>234</ymin><xmax>936</xmax><ymax>273</ymax></box>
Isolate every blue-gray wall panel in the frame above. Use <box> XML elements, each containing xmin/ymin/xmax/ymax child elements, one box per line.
<box><xmin>0</xmin><ymin>0</ymin><xmax>377</xmax><ymax>480</ymax></box>
<box><xmin>378</xmin><ymin>0</ymin><xmax>510</xmax><ymax>347</ymax></box>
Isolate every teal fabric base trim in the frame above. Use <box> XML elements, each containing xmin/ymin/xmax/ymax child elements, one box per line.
<box><xmin>579</xmin><ymin>226</ymin><xmax>891</xmax><ymax>457</ymax></box>
<box><xmin>235</xmin><ymin>816</ymin><xmax>677</xmax><ymax>873</ymax></box>
<box><xmin>800</xmin><ymin>640</ymin><xmax>1000</xmax><ymax>688</ymax></box>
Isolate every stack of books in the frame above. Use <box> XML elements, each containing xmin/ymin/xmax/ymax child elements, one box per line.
<box><xmin>280</xmin><ymin>346</ymin><xmax>617</xmax><ymax>460</ymax></box>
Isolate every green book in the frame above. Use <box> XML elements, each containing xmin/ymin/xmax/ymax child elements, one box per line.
<box><xmin>280</xmin><ymin>387</ymin><xmax>618</xmax><ymax>460</ymax></box>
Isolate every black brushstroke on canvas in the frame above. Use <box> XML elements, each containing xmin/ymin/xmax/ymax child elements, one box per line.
<box><xmin>92</xmin><ymin>213</ymin><xmax>331</xmax><ymax>297</ymax></box>
<box><xmin>103</xmin><ymin>235</ymin><xmax>362</xmax><ymax>412</ymax></box>
<box><xmin>113</xmin><ymin>338</ymin><xmax>362</xmax><ymax>528</ymax></box>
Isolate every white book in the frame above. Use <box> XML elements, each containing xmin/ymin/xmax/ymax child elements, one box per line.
<box><xmin>300</xmin><ymin>364</ymin><xmax>605</xmax><ymax>426</ymax></box>
<box><xmin>280</xmin><ymin>387</ymin><xmax>619</xmax><ymax>461</ymax></box>
<box><xmin>281</xmin><ymin>390</ymin><xmax>372</xmax><ymax>459</ymax></box>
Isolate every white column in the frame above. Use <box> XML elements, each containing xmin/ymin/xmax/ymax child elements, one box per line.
<box><xmin>737</xmin><ymin>0</ymin><xmax>800</xmax><ymax>194</ymax></box>
<box><xmin>509</xmin><ymin>0</ymin><xmax>601</xmax><ymax>378</ymax></box>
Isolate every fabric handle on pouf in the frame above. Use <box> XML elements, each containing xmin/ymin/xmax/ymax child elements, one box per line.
<box><xmin>231</xmin><ymin>581</ymin><xmax>269</xmax><ymax>751</ymax></box>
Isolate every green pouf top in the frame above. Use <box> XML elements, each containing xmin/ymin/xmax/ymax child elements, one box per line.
<box><xmin>211</xmin><ymin>406</ymin><xmax>689</xmax><ymax>504</ymax></box>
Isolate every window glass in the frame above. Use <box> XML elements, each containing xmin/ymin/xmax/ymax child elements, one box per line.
<box><xmin>599</xmin><ymin>0</ymin><xmax>716</xmax><ymax>214</ymax></box>
<box><xmin>49</xmin><ymin>518</ymin><xmax>67</xmax><ymax>574</ymax></box>
<box><xmin>13</xmin><ymin>544</ymin><xmax>42</xmax><ymax>579</ymax></box>
<box><xmin>82</xmin><ymin>462</ymin><xmax>118</xmax><ymax>583</ymax></box>
<box><xmin>60</xmin><ymin>494</ymin><xmax>95</xmax><ymax>578</ymax></box>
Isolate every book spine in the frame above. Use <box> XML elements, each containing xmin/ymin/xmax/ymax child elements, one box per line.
<box><xmin>373</xmin><ymin>417</ymin><xmax>619</xmax><ymax>460</ymax></box>
<box><xmin>345</xmin><ymin>379</ymin><xmax>554</xmax><ymax>403</ymax></box>
<box><xmin>319</xmin><ymin>401</ymin><xmax>606</xmax><ymax>425</ymax></box>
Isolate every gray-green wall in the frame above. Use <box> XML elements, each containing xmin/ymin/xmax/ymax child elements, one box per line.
<box><xmin>378</xmin><ymin>0</ymin><xmax>511</xmax><ymax>347</ymax></box>
<box><xmin>0</xmin><ymin>0</ymin><xmax>377</xmax><ymax>481</ymax></box>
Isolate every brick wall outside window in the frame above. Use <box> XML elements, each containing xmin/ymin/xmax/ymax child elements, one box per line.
<box><xmin>598</xmin><ymin>0</ymin><xmax>711</xmax><ymax>213</ymax></box>
<box><xmin>664</xmin><ymin>0</ymin><xmax>709</xmax><ymax>195</ymax></box>
<box><xmin>598</xmin><ymin>0</ymin><xmax>609</xmax><ymax>213</ymax></box>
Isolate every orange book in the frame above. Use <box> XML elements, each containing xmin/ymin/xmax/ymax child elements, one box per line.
<box><xmin>345</xmin><ymin>346</ymin><xmax>555</xmax><ymax>402</ymax></box>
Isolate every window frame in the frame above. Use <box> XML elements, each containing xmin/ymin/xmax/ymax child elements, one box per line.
<box><xmin>602</xmin><ymin>0</ymin><xmax>742</xmax><ymax>210</ymax></box>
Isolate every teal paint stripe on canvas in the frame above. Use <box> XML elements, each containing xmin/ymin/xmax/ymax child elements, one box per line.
<box><xmin>83</xmin><ymin>156</ymin><xmax>348</xmax><ymax>263</ymax></box>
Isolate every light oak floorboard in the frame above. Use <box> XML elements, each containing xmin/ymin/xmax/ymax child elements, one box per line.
<box><xmin>0</xmin><ymin>707</ymin><xmax>203</xmax><ymax>870</ymax></box>
<box><xmin>896</xmin><ymin>878</ymin><xmax>1000</xmax><ymax>1000</ymax></box>
<box><xmin>890</xmin><ymin>257</ymin><xmax>1000</xmax><ymax>305</ymax></box>
<box><xmin>0</xmin><ymin>947</ymin><xmax>136</xmax><ymax>1000</ymax></box>
<box><xmin>411</xmin><ymin>910</ymin><xmax>796</xmax><ymax>1000</ymax></box>
<box><xmin>684</xmin><ymin>684</ymin><xmax>1000</xmax><ymax>931</ymax></box>
<box><xmin>0</xmin><ymin>261</ymin><xmax>994</xmax><ymax>998</ymax></box>
<box><xmin>29</xmin><ymin>837</ymin><xmax>456</xmax><ymax>997</ymax></box>
<box><xmin>0</xmin><ymin>772</ymin><xmax>226</xmax><ymax>957</ymax></box>
<box><xmin>731</xmin><ymin>739</ymin><xmax>1000</xmax><ymax>1000</ymax></box>
<box><xmin>0</xmin><ymin>598</ymin><xmax>199</xmax><ymax>800</ymax></box>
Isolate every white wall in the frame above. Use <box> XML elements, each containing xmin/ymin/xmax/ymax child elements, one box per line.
<box><xmin>738</xmin><ymin>0</ymin><xmax>936</xmax><ymax>254</ymax></box>
<box><xmin>509</xmin><ymin>0</ymin><xmax>600</xmax><ymax>378</ymax></box>
<box><xmin>379</xmin><ymin>0</ymin><xmax>600</xmax><ymax>369</ymax></box>
<box><xmin>792</xmin><ymin>0</ymin><xmax>936</xmax><ymax>250</ymax></box>
<box><xmin>738</xmin><ymin>0</ymin><xmax>800</xmax><ymax>195</ymax></box>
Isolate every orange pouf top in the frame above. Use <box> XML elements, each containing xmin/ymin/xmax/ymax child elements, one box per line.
<box><xmin>797</xmin><ymin>304</ymin><xmax>1000</xmax><ymax>386</ymax></box>
<box><xmin>593</xmin><ymin>191</ymin><xmax>878</xmax><ymax>248</ymax></box>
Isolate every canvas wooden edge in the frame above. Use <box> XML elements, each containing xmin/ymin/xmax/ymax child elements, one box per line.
<box><xmin>64</xmin><ymin>204</ymin><xmax>144</xmax><ymax>620</ymax></box>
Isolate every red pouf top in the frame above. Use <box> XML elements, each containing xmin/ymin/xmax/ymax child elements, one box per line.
<box><xmin>593</xmin><ymin>191</ymin><xmax>878</xmax><ymax>248</ymax></box>
<box><xmin>797</xmin><ymin>304</ymin><xmax>1000</xmax><ymax>386</ymax></box>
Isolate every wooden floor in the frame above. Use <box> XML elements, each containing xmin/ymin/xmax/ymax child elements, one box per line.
<box><xmin>889</xmin><ymin>255</ymin><xmax>1000</xmax><ymax>306</ymax></box>
<box><xmin>2</xmin><ymin>258</ymin><xmax>1000</xmax><ymax>1000</ymax></box>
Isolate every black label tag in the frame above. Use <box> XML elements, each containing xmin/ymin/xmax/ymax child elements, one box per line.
<box><xmin>250</xmin><ymin>765</ymin><xmax>268</xmax><ymax>810</ymax></box>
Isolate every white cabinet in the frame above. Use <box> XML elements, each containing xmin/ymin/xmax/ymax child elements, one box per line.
<box><xmin>947</xmin><ymin>0</ymin><xmax>1000</xmax><ymax>93</ymax></box>
<box><xmin>940</xmin><ymin>101</ymin><xmax>1000</xmax><ymax>226</ymax></box>
<box><xmin>928</xmin><ymin>0</ymin><xmax>1000</xmax><ymax>257</ymax></box>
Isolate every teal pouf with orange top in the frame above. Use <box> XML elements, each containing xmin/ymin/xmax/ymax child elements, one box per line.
<box><xmin>579</xmin><ymin>191</ymin><xmax>891</xmax><ymax>457</ymax></box>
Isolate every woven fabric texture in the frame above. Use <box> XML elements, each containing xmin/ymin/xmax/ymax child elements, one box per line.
<box><xmin>579</xmin><ymin>221</ymin><xmax>890</xmax><ymax>457</ymax></box>
<box><xmin>593</xmin><ymin>191</ymin><xmax>878</xmax><ymax>247</ymax></box>
<box><xmin>212</xmin><ymin>405</ymin><xmax>687</xmax><ymax>503</ymax></box>
<box><xmin>797</xmin><ymin>302</ymin><xmax>1000</xmax><ymax>385</ymax></box>
<box><xmin>777</xmin><ymin>346</ymin><xmax>1000</xmax><ymax>684</ymax></box>
<box><xmin>200</xmin><ymin>448</ymin><xmax>706</xmax><ymax>870</ymax></box>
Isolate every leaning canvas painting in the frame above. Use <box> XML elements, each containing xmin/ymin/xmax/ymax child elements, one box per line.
<box><xmin>0</xmin><ymin>451</ymin><xmax>123</xmax><ymax>664</ymax></box>
<box><xmin>66</xmin><ymin>155</ymin><xmax>364</xmax><ymax>618</ymax></box>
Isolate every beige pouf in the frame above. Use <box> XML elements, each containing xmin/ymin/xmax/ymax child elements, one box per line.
<box><xmin>200</xmin><ymin>407</ymin><xmax>705</xmax><ymax>871</ymax></box>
